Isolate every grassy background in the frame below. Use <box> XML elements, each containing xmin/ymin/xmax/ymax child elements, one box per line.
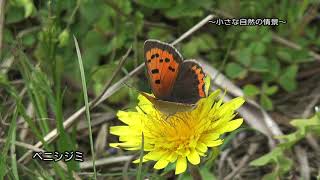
<box><xmin>1</xmin><ymin>0</ymin><xmax>320</xmax><ymax>179</ymax></box>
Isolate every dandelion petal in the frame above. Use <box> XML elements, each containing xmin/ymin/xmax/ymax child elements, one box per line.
<box><xmin>225</xmin><ymin>118</ymin><xmax>243</xmax><ymax>131</ymax></box>
<box><xmin>207</xmin><ymin>139</ymin><xmax>223</xmax><ymax>147</ymax></box>
<box><xmin>216</xmin><ymin>118</ymin><xmax>243</xmax><ymax>133</ymax></box>
<box><xmin>196</xmin><ymin>143</ymin><xmax>208</xmax><ymax>153</ymax></box>
<box><xmin>175</xmin><ymin>156</ymin><xmax>187</xmax><ymax>174</ymax></box>
<box><xmin>110</xmin><ymin>126</ymin><xmax>130</xmax><ymax>135</ymax></box>
<box><xmin>154</xmin><ymin>159</ymin><xmax>169</xmax><ymax>169</ymax></box>
<box><xmin>187</xmin><ymin>150</ymin><xmax>200</xmax><ymax>165</ymax></box>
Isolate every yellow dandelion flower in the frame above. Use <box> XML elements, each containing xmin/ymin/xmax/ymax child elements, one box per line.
<box><xmin>110</xmin><ymin>89</ymin><xmax>245</xmax><ymax>174</ymax></box>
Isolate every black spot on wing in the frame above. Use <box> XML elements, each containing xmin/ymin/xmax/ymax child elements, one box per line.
<box><xmin>151</xmin><ymin>69</ymin><xmax>159</xmax><ymax>74</ymax></box>
<box><xmin>155</xmin><ymin>79</ymin><xmax>160</xmax><ymax>84</ymax></box>
<box><xmin>168</xmin><ymin>66</ymin><xmax>175</xmax><ymax>72</ymax></box>
<box><xmin>151</xmin><ymin>53</ymin><xmax>159</xmax><ymax>59</ymax></box>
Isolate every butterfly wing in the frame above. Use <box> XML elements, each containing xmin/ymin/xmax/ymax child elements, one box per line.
<box><xmin>170</xmin><ymin>60</ymin><xmax>206</xmax><ymax>104</ymax></box>
<box><xmin>144</xmin><ymin>39</ymin><xmax>183</xmax><ymax>100</ymax></box>
<box><xmin>140</xmin><ymin>92</ymin><xmax>196</xmax><ymax>116</ymax></box>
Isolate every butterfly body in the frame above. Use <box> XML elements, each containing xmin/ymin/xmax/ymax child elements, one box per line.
<box><xmin>143</xmin><ymin>39</ymin><xmax>207</xmax><ymax>115</ymax></box>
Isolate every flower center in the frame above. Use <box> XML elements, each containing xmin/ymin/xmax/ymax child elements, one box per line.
<box><xmin>145</xmin><ymin>112</ymin><xmax>202</xmax><ymax>152</ymax></box>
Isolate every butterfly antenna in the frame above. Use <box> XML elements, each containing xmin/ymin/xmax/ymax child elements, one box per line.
<box><xmin>212</xmin><ymin>33</ymin><xmax>235</xmax><ymax>83</ymax></box>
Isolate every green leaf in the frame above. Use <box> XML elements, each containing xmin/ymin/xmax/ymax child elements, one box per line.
<box><xmin>3</xmin><ymin>29</ymin><xmax>14</xmax><ymax>43</ymax></box>
<box><xmin>261</xmin><ymin>82</ymin><xmax>268</xmax><ymax>92</ymax></box>
<box><xmin>113</xmin><ymin>0</ymin><xmax>132</xmax><ymax>15</ymax></box>
<box><xmin>250</xmin><ymin>147</ymin><xmax>282</xmax><ymax>166</ymax></box>
<box><xmin>80</xmin><ymin>0</ymin><xmax>106</xmax><ymax>24</ymax></box>
<box><xmin>265</xmin><ymin>85</ymin><xmax>278</xmax><ymax>95</ymax></box>
<box><xmin>182</xmin><ymin>41</ymin><xmax>199</xmax><ymax>58</ymax></box>
<box><xmin>260</xmin><ymin>94</ymin><xmax>273</xmax><ymax>110</ymax></box>
<box><xmin>164</xmin><ymin>3</ymin><xmax>203</xmax><ymax>18</ymax></box>
<box><xmin>136</xmin><ymin>0</ymin><xmax>174</xmax><ymax>9</ymax></box>
<box><xmin>147</xmin><ymin>28</ymin><xmax>172</xmax><ymax>41</ymax></box>
<box><xmin>225</xmin><ymin>62</ymin><xmax>247</xmax><ymax>79</ymax></box>
<box><xmin>22</xmin><ymin>33</ymin><xmax>36</xmax><ymax>46</ymax></box>
<box><xmin>291</xmin><ymin>50</ymin><xmax>312</xmax><ymax>63</ymax></box>
<box><xmin>250</xmin><ymin>56</ymin><xmax>269</xmax><ymax>72</ymax></box>
<box><xmin>133</xmin><ymin>11</ymin><xmax>144</xmax><ymax>33</ymax></box>
<box><xmin>253</xmin><ymin>42</ymin><xmax>266</xmax><ymax>55</ymax></box>
<box><xmin>277</xmin><ymin>49</ymin><xmax>292</xmax><ymax>63</ymax></box>
<box><xmin>277</xmin><ymin>112</ymin><xmax>320</xmax><ymax>144</ymax></box>
<box><xmin>10</xmin><ymin>0</ymin><xmax>35</xmax><ymax>17</ymax></box>
<box><xmin>6</xmin><ymin>6</ymin><xmax>25</xmax><ymax>24</ymax></box>
<box><xmin>278</xmin><ymin>65</ymin><xmax>298</xmax><ymax>92</ymax></box>
<box><xmin>92</xmin><ymin>64</ymin><xmax>118</xmax><ymax>93</ymax></box>
<box><xmin>58</xmin><ymin>29</ymin><xmax>70</xmax><ymax>47</ymax></box>
<box><xmin>108</xmin><ymin>87</ymin><xmax>129</xmax><ymax>103</ymax></box>
<box><xmin>82</xmin><ymin>30</ymin><xmax>106</xmax><ymax>68</ymax></box>
<box><xmin>262</xmin><ymin>173</ymin><xmax>278</xmax><ymax>180</ymax></box>
<box><xmin>261</xmin><ymin>31</ymin><xmax>272</xmax><ymax>43</ymax></box>
<box><xmin>235</xmin><ymin>48</ymin><xmax>252</xmax><ymax>66</ymax></box>
<box><xmin>181</xmin><ymin>34</ymin><xmax>217</xmax><ymax>57</ymax></box>
<box><xmin>243</xmin><ymin>84</ymin><xmax>260</xmax><ymax>97</ymax></box>
<box><xmin>268</xmin><ymin>59</ymin><xmax>280</xmax><ymax>78</ymax></box>
<box><xmin>277</xmin><ymin>155</ymin><xmax>293</xmax><ymax>174</ymax></box>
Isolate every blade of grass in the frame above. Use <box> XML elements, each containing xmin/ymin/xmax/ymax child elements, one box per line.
<box><xmin>1</xmin><ymin>82</ymin><xmax>44</xmax><ymax>143</ymax></box>
<box><xmin>73</xmin><ymin>35</ymin><xmax>97</xmax><ymax>180</ymax></box>
<box><xmin>136</xmin><ymin>132</ymin><xmax>144</xmax><ymax>180</ymax></box>
<box><xmin>0</xmin><ymin>0</ymin><xmax>5</xmax><ymax>57</ymax></box>
<box><xmin>10</xmin><ymin>109</ymin><xmax>19</xmax><ymax>180</ymax></box>
<box><xmin>54</xmin><ymin>51</ymin><xmax>79</xmax><ymax>175</ymax></box>
<box><xmin>16</xmin><ymin>52</ymin><xmax>50</xmax><ymax>134</ymax></box>
<box><xmin>0</xmin><ymin>107</ymin><xmax>18</xmax><ymax>179</ymax></box>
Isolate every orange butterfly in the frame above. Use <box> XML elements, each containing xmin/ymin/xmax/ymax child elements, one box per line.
<box><xmin>141</xmin><ymin>39</ymin><xmax>207</xmax><ymax>116</ymax></box>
